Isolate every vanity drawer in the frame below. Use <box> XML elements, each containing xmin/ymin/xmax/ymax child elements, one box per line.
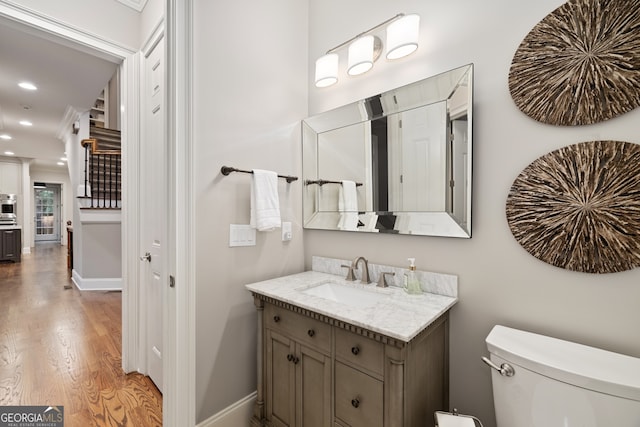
<box><xmin>264</xmin><ymin>303</ymin><xmax>331</xmax><ymax>352</ymax></box>
<box><xmin>335</xmin><ymin>327</ymin><xmax>384</xmax><ymax>377</ymax></box>
<box><xmin>335</xmin><ymin>362</ymin><xmax>383</xmax><ymax>427</ymax></box>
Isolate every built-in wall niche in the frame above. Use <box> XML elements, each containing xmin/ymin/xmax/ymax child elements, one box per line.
<box><xmin>506</xmin><ymin>140</ymin><xmax>640</xmax><ymax>274</ymax></box>
<box><xmin>509</xmin><ymin>0</ymin><xmax>640</xmax><ymax>126</ymax></box>
<box><xmin>89</xmin><ymin>69</ymin><xmax>121</xmax><ymax>130</ymax></box>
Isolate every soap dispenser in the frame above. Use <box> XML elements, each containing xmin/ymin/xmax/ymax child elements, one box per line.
<box><xmin>404</xmin><ymin>258</ymin><xmax>422</xmax><ymax>294</ymax></box>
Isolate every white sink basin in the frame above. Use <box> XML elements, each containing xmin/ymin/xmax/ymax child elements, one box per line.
<box><xmin>300</xmin><ymin>281</ymin><xmax>389</xmax><ymax>308</ymax></box>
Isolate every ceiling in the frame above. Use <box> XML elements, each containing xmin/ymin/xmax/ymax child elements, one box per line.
<box><xmin>0</xmin><ymin>16</ymin><xmax>119</xmax><ymax>169</ymax></box>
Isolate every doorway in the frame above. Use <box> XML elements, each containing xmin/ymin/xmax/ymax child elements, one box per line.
<box><xmin>34</xmin><ymin>184</ymin><xmax>61</xmax><ymax>243</ymax></box>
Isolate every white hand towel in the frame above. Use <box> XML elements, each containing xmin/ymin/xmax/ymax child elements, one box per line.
<box><xmin>250</xmin><ymin>169</ymin><xmax>281</xmax><ymax>231</ymax></box>
<box><xmin>337</xmin><ymin>180</ymin><xmax>358</xmax><ymax>231</ymax></box>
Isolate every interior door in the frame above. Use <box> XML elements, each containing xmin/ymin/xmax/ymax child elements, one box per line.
<box><xmin>399</xmin><ymin>102</ymin><xmax>447</xmax><ymax>211</ymax></box>
<box><xmin>34</xmin><ymin>185</ymin><xmax>61</xmax><ymax>242</ymax></box>
<box><xmin>140</xmin><ymin>35</ymin><xmax>166</xmax><ymax>391</ymax></box>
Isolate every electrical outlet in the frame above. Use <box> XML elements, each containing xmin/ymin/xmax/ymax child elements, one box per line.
<box><xmin>282</xmin><ymin>221</ymin><xmax>292</xmax><ymax>241</ymax></box>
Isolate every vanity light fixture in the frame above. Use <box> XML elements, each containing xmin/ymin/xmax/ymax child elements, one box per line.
<box><xmin>314</xmin><ymin>13</ymin><xmax>420</xmax><ymax>88</ymax></box>
<box><xmin>0</xmin><ymin>134</ymin><xmax>11</xmax><ymax>140</ymax></box>
<box><xmin>19</xmin><ymin>120</ymin><xmax>33</xmax><ymax>127</ymax></box>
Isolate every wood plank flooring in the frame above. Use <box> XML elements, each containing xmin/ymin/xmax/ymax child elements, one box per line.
<box><xmin>0</xmin><ymin>243</ymin><xmax>162</xmax><ymax>426</ymax></box>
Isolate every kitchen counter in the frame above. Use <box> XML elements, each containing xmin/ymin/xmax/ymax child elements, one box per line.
<box><xmin>246</xmin><ymin>270</ymin><xmax>458</xmax><ymax>342</ymax></box>
<box><xmin>0</xmin><ymin>225</ymin><xmax>21</xmax><ymax>230</ymax></box>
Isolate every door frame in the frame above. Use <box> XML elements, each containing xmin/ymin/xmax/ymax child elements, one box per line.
<box><xmin>0</xmin><ymin>2</ymin><xmax>194</xmax><ymax>426</ymax></box>
<box><xmin>34</xmin><ymin>183</ymin><xmax>62</xmax><ymax>242</ymax></box>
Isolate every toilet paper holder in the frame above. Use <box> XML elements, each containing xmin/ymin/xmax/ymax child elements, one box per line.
<box><xmin>435</xmin><ymin>409</ymin><xmax>483</xmax><ymax>427</ymax></box>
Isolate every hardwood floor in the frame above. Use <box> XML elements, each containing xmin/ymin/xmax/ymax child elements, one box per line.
<box><xmin>0</xmin><ymin>243</ymin><xmax>162</xmax><ymax>426</ymax></box>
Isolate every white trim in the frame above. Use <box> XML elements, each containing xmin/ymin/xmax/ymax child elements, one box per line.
<box><xmin>56</xmin><ymin>106</ymin><xmax>81</xmax><ymax>142</ymax></box>
<box><xmin>196</xmin><ymin>392</ymin><xmax>257</xmax><ymax>427</ymax></box>
<box><xmin>121</xmin><ymin>51</ymin><xmax>142</xmax><ymax>374</ymax></box>
<box><xmin>166</xmin><ymin>0</ymin><xmax>196</xmax><ymax>425</ymax></box>
<box><xmin>72</xmin><ymin>270</ymin><xmax>122</xmax><ymax>291</ymax></box>
<box><xmin>22</xmin><ymin>246</ymin><xmax>31</xmax><ymax>254</ymax></box>
<box><xmin>116</xmin><ymin>0</ymin><xmax>148</xmax><ymax>13</ymax></box>
<box><xmin>79</xmin><ymin>210</ymin><xmax>122</xmax><ymax>223</ymax></box>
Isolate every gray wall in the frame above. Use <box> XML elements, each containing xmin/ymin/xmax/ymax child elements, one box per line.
<box><xmin>192</xmin><ymin>0</ymin><xmax>308</xmax><ymax>422</ymax></box>
<box><xmin>307</xmin><ymin>1</ymin><xmax>640</xmax><ymax>426</ymax></box>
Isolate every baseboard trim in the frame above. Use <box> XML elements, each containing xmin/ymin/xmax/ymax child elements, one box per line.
<box><xmin>71</xmin><ymin>270</ymin><xmax>122</xmax><ymax>291</ymax></box>
<box><xmin>197</xmin><ymin>392</ymin><xmax>257</xmax><ymax>427</ymax></box>
<box><xmin>22</xmin><ymin>246</ymin><xmax>31</xmax><ymax>254</ymax></box>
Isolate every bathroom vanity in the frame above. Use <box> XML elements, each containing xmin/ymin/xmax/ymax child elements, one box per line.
<box><xmin>246</xmin><ymin>263</ymin><xmax>458</xmax><ymax>427</ymax></box>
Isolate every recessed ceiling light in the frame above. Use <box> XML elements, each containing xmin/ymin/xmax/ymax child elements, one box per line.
<box><xmin>19</xmin><ymin>120</ymin><xmax>33</xmax><ymax>126</ymax></box>
<box><xmin>57</xmin><ymin>162</ymin><xmax>65</xmax><ymax>166</ymax></box>
<box><xmin>0</xmin><ymin>134</ymin><xmax>11</xmax><ymax>140</ymax></box>
<box><xmin>18</xmin><ymin>82</ymin><xmax>37</xmax><ymax>91</ymax></box>
<box><xmin>60</xmin><ymin>157</ymin><xmax>67</xmax><ymax>161</ymax></box>
<box><xmin>4</xmin><ymin>151</ymin><xmax>15</xmax><ymax>156</ymax></box>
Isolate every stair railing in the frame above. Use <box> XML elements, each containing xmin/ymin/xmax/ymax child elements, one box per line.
<box><xmin>80</xmin><ymin>138</ymin><xmax>121</xmax><ymax>209</ymax></box>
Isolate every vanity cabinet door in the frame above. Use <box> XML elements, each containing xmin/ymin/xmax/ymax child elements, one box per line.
<box><xmin>266</xmin><ymin>328</ymin><xmax>332</xmax><ymax>427</ymax></box>
<box><xmin>266</xmin><ymin>330</ymin><xmax>296</xmax><ymax>427</ymax></box>
<box><xmin>297</xmin><ymin>344</ymin><xmax>331</xmax><ymax>427</ymax></box>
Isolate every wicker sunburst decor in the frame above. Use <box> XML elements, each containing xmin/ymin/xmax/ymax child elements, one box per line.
<box><xmin>509</xmin><ymin>0</ymin><xmax>640</xmax><ymax>126</ymax></box>
<box><xmin>506</xmin><ymin>141</ymin><xmax>640</xmax><ymax>273</ymax></box>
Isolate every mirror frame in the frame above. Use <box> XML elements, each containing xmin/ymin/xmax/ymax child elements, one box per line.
<box><xmin>303</xmin><ymin>64</ymin><xmax>473</xmax><ymax>238</ymax></box>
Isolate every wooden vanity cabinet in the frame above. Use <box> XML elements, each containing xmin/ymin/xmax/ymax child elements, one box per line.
<box><xmin>251</xmin><ymin>295</ymin><xmax>449</xmax><ymax>427</ymax></box>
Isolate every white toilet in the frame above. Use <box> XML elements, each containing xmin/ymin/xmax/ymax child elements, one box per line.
<box><xmin>437</xmin><ymin>325</ymin><xmax>640</xmax><ymax>426</ymax></box>
<box><xmin>483</xmin><ymin>324</ymin><xmax>640</xmax><ymax>426</ymax></box>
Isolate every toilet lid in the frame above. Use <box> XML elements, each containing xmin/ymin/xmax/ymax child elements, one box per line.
<box><xmin>435</xmin><ymin>411</ymin><xmax>481</xmax><ymax>427</ymax></box>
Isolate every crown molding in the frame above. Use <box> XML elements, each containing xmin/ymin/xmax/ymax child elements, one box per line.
<box><xmin>115</xmin><ymin>0</ymin><xmax>148</xmax><ymax>13</ymax></box>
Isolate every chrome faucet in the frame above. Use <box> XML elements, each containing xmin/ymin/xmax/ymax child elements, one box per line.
<box><xmin>351</xmin><ymin>256</ymin><xmax>371</xmax><ymax>284</ymax></box>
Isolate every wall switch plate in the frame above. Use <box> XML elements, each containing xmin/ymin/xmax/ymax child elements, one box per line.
<box><xmin>229</xmin><ymin>224</ymin><xmax>256</xmax><ymax>247</ymax></box>
<box><xmin>281</xmin><ymin>221</ymin><xmax>292</xmax><ymax>241</ymax></box>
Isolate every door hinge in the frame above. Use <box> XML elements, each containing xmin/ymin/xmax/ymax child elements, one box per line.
<box><xmin>169</xmin><ymin>275</ymin><xmax>176</xmax><ymax>288</ymax></box>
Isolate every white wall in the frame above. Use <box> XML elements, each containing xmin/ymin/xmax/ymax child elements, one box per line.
<box><xmin>307</xmin><ymin>1</ymin><xmax>640</xmax><ymax>426</ymax></box>
<box><xmin>192</xmin><ymin>0</ymin><xmax>308</xmax><ymax>422</ymax></box>
<box><xmin>30</xmin><ymin>166</ymin><xmax>73</xmax><ymax>246</ymax></box>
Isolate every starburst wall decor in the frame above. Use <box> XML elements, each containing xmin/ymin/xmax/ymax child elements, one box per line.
<box><xmin>506</xmin><ymin>141</ymin><xmax>640</xmax><ymax>273</ymax></box>
<box><xmin>509</xmin><ymin>0</ymin><xmax>640</xmax><ymax>126</ymax></box>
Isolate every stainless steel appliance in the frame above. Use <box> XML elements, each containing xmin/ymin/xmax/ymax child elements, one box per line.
<box><xmin>0</xmin><ymin>194</ymin><xmax>17</xmax><ymax>225</ymax></box>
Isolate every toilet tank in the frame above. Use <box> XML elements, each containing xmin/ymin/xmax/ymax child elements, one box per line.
<box><xmin>486</xmin><ymin>325</ymin><xmax>640</xmax><ymax>427</ymax></box>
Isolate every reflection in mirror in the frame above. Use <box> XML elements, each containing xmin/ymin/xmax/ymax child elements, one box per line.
<box><xmin>303</xmin><ymin>64</ymin><xmax>473</xmax><ymax>237</ymax></box>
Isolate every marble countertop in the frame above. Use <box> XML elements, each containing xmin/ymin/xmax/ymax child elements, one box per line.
<box><xmin>246</xmin><ymin>271</ymin><xmax>458</xmax><ymax>342</ymax></box>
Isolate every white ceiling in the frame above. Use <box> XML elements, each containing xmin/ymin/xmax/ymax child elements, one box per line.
<box><xmin>0</xmin><ymin>16</ymin><xmax>119</xmax><ymax>169</ymax></box>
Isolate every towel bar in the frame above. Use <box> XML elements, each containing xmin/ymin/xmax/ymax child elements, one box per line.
<box><xmin>304</xmin><ymin>179</ymin><xmax>363</xmax><ymax>187</ymax></box>
<box><xmin>220</xmin><ymin>166</ymin><xmax>298</xmax><ymax>183</ymax></box>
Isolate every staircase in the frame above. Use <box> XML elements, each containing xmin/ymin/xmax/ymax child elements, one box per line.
<box><xmin>80</xmin><ymin>127</ymin><xmax>121</xmax><ymax>209</ymax></box>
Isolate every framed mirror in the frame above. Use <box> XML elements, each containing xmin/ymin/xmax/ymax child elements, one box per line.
<box><xmin>303</xmin><ymin>64</ymin><xmax>473</xmax><ymax>237</ymax></box>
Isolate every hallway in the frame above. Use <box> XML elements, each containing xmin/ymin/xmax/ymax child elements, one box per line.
<box><xmin>0</xmin><ymin>243</ymin><xmax>162</xmax><ymax>426</ymax></box>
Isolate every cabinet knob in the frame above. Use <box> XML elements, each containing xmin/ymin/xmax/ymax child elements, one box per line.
<box><xmin>351</xmin><ymin>346</ymin><xmax>360</xmax><ymax>355</ymax></box>
<box><xmin>307</xmin><ymin>329</ymin><xmax>315</xmax><ymax>337</ymax></box>
<box><xmin>287</xmin><ymin>354</ymin><xmax>293</xmax><ymax>362</ymax></box>
<box><xmin>273</xmin><ymin>315</ymin><xmax>280</xmax><ymax>323</ymax></box>
<box><xmin>293</xmin><ymin>356</ymin><xmax>300</xmax><ymax>364</ymax></box>
<box><xmin>351</xmin><ymin>398</ymin><xmax>360</xmax><ymax>408</ymax></box>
